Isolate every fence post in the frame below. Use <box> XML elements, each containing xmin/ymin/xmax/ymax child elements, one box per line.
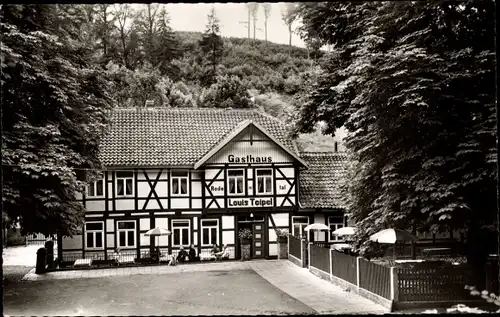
<box><xmin>287</xmin><ymin>235</ymin><xmax>290</xmax><ymax>259</ymax></box>
<box><xmin>330</xmin><ymin>249</ymin><xmax>333</xmax><ymax>281</ymax></box>
<box><xmin>300</xmin><ymin>238</ymin><xmax>304</xmax><ymax>267</ymax></box>
<box><xmin>390</xmin><ymin>266</ymin><xmax>399</xmax><ymax>303</ymax></box>
<box><xmin>308</xmin><ymin>242</ymin><xmax>312</xmax><ymax>270</ymax></box>
<box><xmin>356</xmin><ymin>257</ymin><xmax>361</xmax><ymax>289</ymax></box>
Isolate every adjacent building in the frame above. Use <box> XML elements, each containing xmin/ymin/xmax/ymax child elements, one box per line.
<box><xmin>59</xmin><ymin>108</ymin><xmax>348</xmax><ymax>262</ymax></box>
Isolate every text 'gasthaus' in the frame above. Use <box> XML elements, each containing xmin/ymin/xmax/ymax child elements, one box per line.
<box><xmin>228</xmin><ymin>155</ymin><xmax>272</xmax><ymax>163</ymax></box>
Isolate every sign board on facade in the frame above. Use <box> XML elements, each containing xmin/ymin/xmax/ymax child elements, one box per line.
<box><xmin>228</xmin><ymin>197</ymin><xmax>273</xmax><ymax>207</ymax></box>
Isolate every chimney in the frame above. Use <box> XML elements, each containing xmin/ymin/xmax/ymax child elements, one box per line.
<box><xmin>145</xmin><ymin>100</ymin><xmax>154</xmax><ymax>108</ymax></box>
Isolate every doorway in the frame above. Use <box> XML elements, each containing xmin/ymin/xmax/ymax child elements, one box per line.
<box><xmin>237</xmin><ymin>215</ymin><xmax>266</xmax><ymax>259</ymax></box>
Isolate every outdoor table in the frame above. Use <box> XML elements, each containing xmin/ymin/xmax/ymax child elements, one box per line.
<box><xmin>395</xmin><ymin>259</ymin><xmax>424</xmax><ymax>263</ymax></box>
<box><xmin>74</xmin><ymin>258</ymin><xmax>92</xmax><ymax>267</ymax></box>
<box><xmin>421</xmin><ymin>247</ymin><xmax>452</xmax><ymax>257</ymax></box>
<box><xmin>331</xmin><ymin>243</ymin><xmax>352</xmax><ymax>251</ymax></box>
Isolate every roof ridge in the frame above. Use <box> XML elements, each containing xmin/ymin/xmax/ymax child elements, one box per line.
<box><xmin>112</xmin><ymin>107</ymin><xmax>260</xmax><ymax>113</ymax></box>
<box><xmin>300</xmin><ymin>151</ymin><xmax>348</xmax><ymax>154</ymax></box>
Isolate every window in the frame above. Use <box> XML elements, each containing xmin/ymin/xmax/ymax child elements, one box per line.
<box><xmin>172</xmin><ymin>220</ymin><xmax>190</xmax><ymax>247</ymax></box>
<box><xmin>201</xmin><ymin>219</ymin><xmax>219</xmax><ymax>246</ymax></box>
<box><xmin>87</xmin><ymin>178</ymin><xmax>104</xmax><ymax>197</ymax></box>
<box><xmin>116</xmin><ymin>171</ymin><xmax>133</xmax><ymax>197</ymax></box>
<box><xmin>117</xmin><ymin>221</ymin><xmax>136</xmax><ymax>247</ymax></box>
<box><xmin>85</xmin><ymin>222</ymin><xmax>104</xmax><ymax>249</ymax></box>
<box><xmin>171</xmin><ymin>171</ymin><xmax>188</xmax><ymax>196</ymax></box>
<box><xmin>292</xmin><ymin>216</ymin><xmax>309</xmax><ymax>238</ymax></box>
<box><xmin>227</xmin><ymin>169</ymin><xmax>244</xmax><ymax>195</ymax></box>
<box><xmin>328</xmin><ymin>216</ymin><xmax>344</xmax><ymax>241</ymax></box>
<box><xmin>256</xmin><ymin>169</ymin><xmax>273</xmax><ymax>194</ymax></box>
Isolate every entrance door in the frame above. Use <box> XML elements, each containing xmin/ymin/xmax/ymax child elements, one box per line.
<box><xmin>252</xmin><ymin>223</ymin><xmax>264</xmax><ymax>258</ymax></box>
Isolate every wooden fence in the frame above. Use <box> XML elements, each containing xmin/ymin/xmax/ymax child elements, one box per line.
<box><xmin>289</xmin><ymin>235</ymin><xmax>302</xmax><ymax>259</ymax></box>
<box><xmin>310</xmin><ymin>244</ymin><xmax>330</xmax><ymax>273</ymax></box>
<box><xmin>397</xmin><ymin>265</ymin><xmax>477</xmax><ymax>302</ymax></box>
<box><xmin>331</xmin><ymin>250</ymin><xmax>358</xmax><ymax>285</ymax></box>
<box><xmin>359</xmin><ymin>258</ymin><xmax>392</xmax><ymax>300</ymax></box>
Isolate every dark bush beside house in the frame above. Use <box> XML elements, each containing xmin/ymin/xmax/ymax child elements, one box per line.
<box><xmin>6</xmin><ymin>227</ymin><xmax>25</xmax><ymax>246</ymax></box>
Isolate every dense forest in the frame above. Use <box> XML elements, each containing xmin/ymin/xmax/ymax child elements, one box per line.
<box><xmin>1</xmin><ymin>4</ymin><xmax>335</xmax><ymax>235</ymax></box>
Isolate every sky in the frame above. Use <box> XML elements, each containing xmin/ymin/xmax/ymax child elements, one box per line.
<box><xmin>163</xmin><ymin>3</ymin><xmax>305</xmax><ymax>48</ymax></box>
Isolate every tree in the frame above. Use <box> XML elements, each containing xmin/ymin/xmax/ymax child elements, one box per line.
<box><xmin>94</xmin><ymin>4</ymin><xmax>117</xmax><ymax>65</ymax></box>
<box><xmin>262</xmin><ymin>3</ymin><xmax>272</xmax><ymax>43</ymax></box>
<box><xmin>1</xmin><ymin>4</ymin><xmax>114</xmax><ymax>236</ymax></box>
<box><xmin>294</xmin><ymin>1</ymin><xmax>496</xmax><ymax>266</ymax></box>
<box><xmin>247</xmin><ymin>2</ymin><xmax>259</xmax><ymax>42</ymax></box>
<box><xmin>133</xmin><ymin>4</ymin><xmax>180</xmax><ymax>76</ymax></box>
<box><xmin>199</xmin><ymin>75</ymin><xmax>253</xmax><ymax>109</ymax></box>
<box><xmin>113</xmin><ymin>4</ymin><xmax>136</xmax><ymax>69</ymax></box>
<box><xmin>155</xmin><ymin>6</ymin><xmax>181</xmax><ymax>77</ymax></box>
<box><xmin>281</xmin><ymin>3</ymin><xmax>297</xmax><ymax>56</ymax></box>
<box><xmin>198</xmin><ymin>7</ymin><xmax>224</xmax><ymax>87</ymax></box>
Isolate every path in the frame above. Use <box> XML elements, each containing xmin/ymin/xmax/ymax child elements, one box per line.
<box><xmin>21</xmin><ymin>259</ymin><xmax>388</xmax><ymax>314</ymax></box>
<box><xmin>249</xmin><ymin>260</ymin><xmax>388</xmax><ymax>314</ymax></box>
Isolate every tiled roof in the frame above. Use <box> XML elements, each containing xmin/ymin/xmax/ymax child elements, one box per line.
<box><xmin>299</xmin><ymin>152</ymin><xmax>348</xmax><ymax>209</ymax></box>
<box><xmin>99</xmin><ymin>108</ymin><xmax>299</xmax><ymax>167</ymax></box>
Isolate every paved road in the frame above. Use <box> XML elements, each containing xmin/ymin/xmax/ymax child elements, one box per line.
<box><xmin>17</xmin><ymin>260</ymin><xmax>387</xmax><ymax>314</ymax></box>
<box><xmin>3</xmin><ymin>244</ymin><xmax>39</xmax><ymax>266</ymax></box>
<box><xmin>5</xmin><ymin>269</ymin><xmax>316</xmax><ymax>316</ymax></box>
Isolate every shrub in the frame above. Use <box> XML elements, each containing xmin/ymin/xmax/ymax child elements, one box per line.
<box><xmin>200</xmin><ymin>75</ymin><xmax>253</xmax><ymax>108</ymax></box>
<box><xmin>238</xmin><ymin>228</ymin><xmax>253</xmax><ymax>240</ymax></box>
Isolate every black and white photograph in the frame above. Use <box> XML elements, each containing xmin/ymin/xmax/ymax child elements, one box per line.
<box><xmin>1</xmin><ymin>1</ymin><xmax>498</xmax><ymax>315</ymax></box>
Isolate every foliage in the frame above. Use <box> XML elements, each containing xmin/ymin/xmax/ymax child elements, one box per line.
<box><xmin>198</xmin><ymin>8</ymin><xmax>224</xmax><ymax>87</ymax></box>
<box><xmin>281</xmin><ymin>2</ymin><xmax>298</xmax><ymax>53</ymax></box>
<box><xmin>293</xmin><ymin>0</ymin><xmax>497</xmax><ymax>261</ymax></box>
<box><xmin>1</xmin><ymin>4</ymin><xmax>113</xmax><ymax>236</ymax></box>
<box><xmin>275</xmin><ymin>228</ymin><xmax>289</xmax><ymax>238</ymax></box>
<box><xmin>238</xmin><ymin>228</ymin><xmax>253</xmax><ymax>240</ymax></box>
<box><xmin>199</xmin><ymin>75</ymin><xmax>253</xmax><ymax>109</ymax></box>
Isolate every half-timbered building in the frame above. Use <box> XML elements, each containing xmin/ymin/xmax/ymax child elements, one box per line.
<box><xmin>59</xmin><ymin>108</ymin><xmax>348</xmax><ymax>262</ymax></box>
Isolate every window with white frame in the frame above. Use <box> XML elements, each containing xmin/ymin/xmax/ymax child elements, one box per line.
<box><xmin>116</xmin><ymin>171</ymin><xmax>134</xmax><ymax>197</ymax></box>
<box><xmin>328</xmin><ymin>216</ymin><xmax>344</xmax><ymax>241</ymax></box>
<box><xmin>292</xmin><ymin>216</ymin><xmax>309</xmax><ymax>238</ymax></box>
<box><xmin>85</xmin><ymin>222</ymin><xmax>104</xmax><ymax>249</ymax></box>
<box><xmin>87</xmin><ymin>178</ymin><xmax>104</xmax><ymax>198</ymax></box>
<box><xmin>172</xmin><ymin>220</ymin><xmax>190</xmax><ymax>246</ymax></box>
<box><xmin>227</xmin><ymin>169</ymin><xmax>244</xmax><ymax>195</ymax></box>
<box><xmin>171</xmin><ymin>171</ymin><xmax>188</xmax><ymax>196</ymax></box>
<box><xmin>201</xmin><ymin>219</ymin><xmax>219</xmax><ymax>246</ymax></box>
<box><xmin>117</xmin><ymin>221</ymin><xmax>136</xmax><ymax>247</ymax></box>
<box><xmin>256</xmin><ymin>169</ymin><xmax>273</xmax><ymax>194</ymax></box>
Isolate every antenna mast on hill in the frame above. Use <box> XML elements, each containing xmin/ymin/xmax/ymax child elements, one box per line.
<box><xmin>238</xmin><ymin>6</ymin><xmax>251</xmax><ymax>41</ymax></box>
<box><xmin>239</xmin><ymin>20</ymin><xmax>250</xmax><ymax>40</ymax></box>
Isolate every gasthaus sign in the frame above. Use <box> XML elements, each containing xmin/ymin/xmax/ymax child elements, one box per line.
<box><xmin>228</xmin><ymin>197</ymin><xmax>273</xmax><ymax>207</ymax></box>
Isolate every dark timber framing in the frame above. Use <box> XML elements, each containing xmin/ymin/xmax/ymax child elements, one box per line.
<box><xmin>64</xmin><ymin>156</ymin><xmax>340</xmax><ymax>262</ymax></box>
